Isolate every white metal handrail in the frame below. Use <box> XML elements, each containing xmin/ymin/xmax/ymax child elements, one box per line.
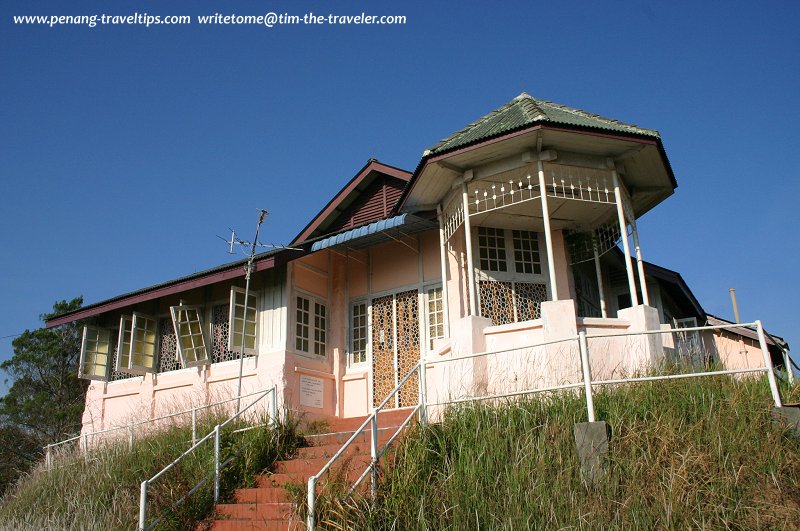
<box><xmin>138</xmin><ymin>385</ymin><xmax>277</xmax><ymax>531</ymax></box>
<box><xmin>306</xmin><ymin>363</ymin><xmax>425</xmax><ymax>530</ymax></box>
<box><xmin>45</xmin><ymin>388</ymin><xmax>273</xmax><ymax>469</ymax></box>
<box><xmin>304</xmin><ymin>320</ymin><xmax>786</xmax><ymax>530</ymax></box>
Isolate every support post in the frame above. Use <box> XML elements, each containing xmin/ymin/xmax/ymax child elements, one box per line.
<box><xmin>418</xmin><ymin>362</ymin><xmax>428</xmax><ymax>426</ymax></box>
<box><xmin>213</xmin><ymin>424</ymin><xmax>221</xmax><ymax>503</ymax></box>
<box><xmin>537</xmin><ymin>160</ymin><xmax>559</xmax><ymax>300</ymax></box>
<box><xmin>757</xmin><ymin>320</ymin><xmax>783</xmax><ymax>408</ymax></box>
<box><xmin>629</xmin><ymin>218</ymin><xmax>650</xmax><ymax>306</ymax></box>
<box><xmin>191</xmin><ymin>409</ymin><xmax>197</xmax><ymax>446</ymax></box>
<box><xmin>461</xmin><ymin>183</ymin><xmax>477</xmax><ymax>316</ymax></box>
<box><xmin>370</xmin><ymin>411</ymin><xmax>379</xmax><ymax>498</ymax></box>
<box><xmin>307</xmin><ymin>476</ymin><xmax>317</xmax><ymax>531</ymax></box>
<box><xmin>270</xmin><ymin>384</ymin><xmax>278</xmax><ymax>426</ymax></box>
<box><xmin>437</xmin><ymin>205</ymin><xmax>451</xmax><ymax>337</ymax></box>
<box><xmin>612</xmin><ymin>171</ymin><xmax>638</xmax><ymax>307</ymax></box>
<box><xmin>128</xmin><ymin>424</ymin><xmax>135</xmax><ymax>450</ymax></box>
<box><xmin>45</xmin><ymin>445</ymin><xmax>52</xmax><ymax>472</ymax></box>
<box><xmin>139</xmin><ymin>480</ymin><xmax>148</xmax><ymax>531</ymax></box>
<box><xmin>592</xmin><ymin>239</ymin><xmax>607</xmax><ymax>318</ymax></box>
<box><xmin>784</xmin><ymin>348</ymin><xmax>795</xmax><ymax>385</ymax></box>
<box><xmin>82</xmin><ymin>433</ymin><xmax>88</xmax><ymax>463</ymax></box>
<box><xmin>578</xmin><ymin>331</ymin><xmax>596</xmax><ymax>423</ymax></box>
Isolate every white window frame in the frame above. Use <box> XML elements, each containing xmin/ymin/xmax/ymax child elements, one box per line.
<box><xmin>349</xmin><ymin>299</ymin><xmax>370</xmax><ymax>367</ymax></box>
<box><xmin>115</xmin><ymin>315</ymin><xmax>144</xmax><ymax>375</ymax></box>
<box><xmin>170</xmin><ymin>305</ymin><xmax>211</xmax><ymax>367</ymax></box>
<box><xmin>294</xmin><ymin>292</ymin><xmax>327</xmax><ymax>358</ymax></box>
<box><xmin>79</xmin><ymin>325</ymin><xmax>112</xmax><ymax>381</ymax></box>
<box><xmin>424</xmin><ymin>284</ymin><xmax>445</xmax><ymax>351</ymax></box>
<box><xmin>474</xmin><ymin>226</ymin><xmax>548</xmax><ymax>285</ymax></box>
<box><xmin>228</xmin><ymin>286</ymin><xmax>258</xmax><ymax>356</ymax></box>
<box><xmin>129</xmin><ymin>312</ymin><xmax>159</xmax><ymax>373</ymax></box>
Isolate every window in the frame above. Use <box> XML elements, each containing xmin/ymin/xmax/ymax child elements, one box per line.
<box><xmin>478</xmin><ymin>227</ymin><xmax>507</xmax><ymax>272</ymax></box>
<box><xmin>296</xmin><ymin>295</ymin><xmax>326</xmax><ymax>357</ymax></box>
<box><xmin>295</xmin><ymin>296</ymin><xmax>310</xmax><ymax>352</ymax></box>
<box><xmin>115</xmin><ymin>315</ymin><xmax>136</xmax><ymax>374</ymax></box>
<box><xmin>79</xmin><ymin>326</ymin><xmax>112</xmax><ymax>381</ymax></box>
<box><xmin>426</xmin><ymin>287</ymin><xmax>445</xmax><ymax>350</ymax></box>
<box><xmin>512</xmin><ymin>230</ymin><xmax>541</xmax><ymax>274</ymax></box>
<box><xmin>350</xmin><ymin>302</ymin><xmax>368</xmax><ymax>365</ymax></box>
<box><xmin>170</xmin><ymin>305</ymin><xmax>210</xmax><ymax>367</ymax></box>
<box><xmin>130</xmin><ymin>312</ymin><xmax>158</xmax><ymax>373</ymax></box>
<box><xmin>228</xmin><ymin>287</ymin><xmax>257</xmax><ymax>354</ymax></box>
<box><xmin>314</xmin><ymin>302</ymin><xmax>326</xmax><ymax>356</ymax></box>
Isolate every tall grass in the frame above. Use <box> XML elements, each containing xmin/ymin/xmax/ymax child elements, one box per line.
<box><xmin>321</xmin><ymin>376</ymin><xmax>800</xmax><ymax>529</ymax></box>
<box><xmin>0</xmin><ymin>412</ymin><xmax>302</xmax><ymax>530</ymax></box>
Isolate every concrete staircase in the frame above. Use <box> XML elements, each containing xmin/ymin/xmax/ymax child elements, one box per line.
<box><xmin>207</xmin><ymin>408</ymin><xmax>414</xmax><ymax>530</ymax></box>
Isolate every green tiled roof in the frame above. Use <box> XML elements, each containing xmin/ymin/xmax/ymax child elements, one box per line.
<box><xmin>425</xmin><ymin>92</ymin><xmax>661</xmax><ymax>156</ymax></box>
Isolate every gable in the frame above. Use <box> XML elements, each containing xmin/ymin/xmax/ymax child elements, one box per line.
<box><xmin>292</xmin><ymin>159</ymin><xmax>411</xmax><ymax>245</ymax></box>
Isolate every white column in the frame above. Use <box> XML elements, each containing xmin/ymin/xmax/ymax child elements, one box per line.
<box><xmin>437</xmin><ymin>205</ymin><xmax>451</xmax><ymax>337</ymax></box>
<box><xmin>462</xmin><ymin>182</ymin><xmax>477</xmax><ymax>316</ymax></box>
<box><xmin>612</xmin><ymin>171</ymin><xmax>639</xmax><ymax>307</ymax></box>
<box><xmin>592</xmin><ymin>239</ymin><xmax>608</xmax><ymax>318</ymax></box>
<box><xmin>537</xmin><ymin>160</ymin><xmax>559</xmax><ymax>301</ymax></box>
<box><xmin>629</xmin><ymin>219</ymin><xmax>650</xmax><ymax>306</ymax></box>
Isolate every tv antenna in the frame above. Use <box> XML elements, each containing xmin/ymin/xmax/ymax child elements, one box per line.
<box><xmin>221</xmin><ymin>208</ymin><xmax>301</xmax><ymax>412</ymax></box>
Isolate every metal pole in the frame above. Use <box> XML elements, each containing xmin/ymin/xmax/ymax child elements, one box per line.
<box><xmin>307</xmin><ymin>476</ymin><xmax>317</xmax><ymax>531</ymax></box>
<box><xmin>45</xmin><ymin>445</ymin><xmax>52</xmax><ymax>472</ymax></box>
<box><xmin>236</xmin><ymin>210</ymin><xmax>269</xmax><ymax>413</ymax></box>
<box><xmin>578</xmin><ymin>331</ymin><xmax>596</xmax><ymax>423</ymax></box>
<box><xmin>370</xmin><ymin>412</ymin><xmax>378</xmax><ymax>498</ymax></box>
<box><xmin>784</xmin><ymin>348</ymin><xmax>795</xmax><ymax>385</ymax></box>
<box><xmin>537</xmin><ymin>160</ymin><xmax>559</xmax><ymax>301</ymax></box>
<box><xmin>82</xmin><ymin>433</ymin><xmax>88</xmax><ymax>463</ymax></box>
<box><xmin>128</xmin><ymin>425</ymin><xmax>134</xmax><ymax>450</ymax></box>
<box><xmin>213</xmin><ymin>424</ymin><xmax>221</xmax><ymax>503</ymax></box>
<box><xmin>729</xmin><ymin>288</ymin><xmax>741</xmax><ymax>323</ymax></box>
<box><xmin>270</xmin><ymin>384</ymin><xmax>278</xmax><ymax>427</ymax></box>
<box><xmin>418</xmin><ymin>363</ymin><xmax>428</xmax><ymax>426</ymax></box>
<box><xmin>139</xmin><ymin>480</ymin><xmax>148</xmax><ymax>531</ymax></box>
<box><xmin>756</xmin><ymin>320</ymin><xmax>783</xmax><ymax>408</ymax></box>
<box><xmin>191</xmin><ymin>408</ymin><xmax>197</xmax><ymax>445</ymax></box>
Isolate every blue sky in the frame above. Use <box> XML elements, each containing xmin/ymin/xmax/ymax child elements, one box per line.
<box><xmin>1</xmin><ymin>0</ymin><xmax>798</xmax><ymax>390</ymax></box>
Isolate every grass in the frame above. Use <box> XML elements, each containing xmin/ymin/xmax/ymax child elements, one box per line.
<box><xmin>313</xmin><ymin>375</ymin><xmax>800</xmax><ymax>530</ymax></box>
<box><xmin>0</xmin><ymin>411</ymin><xmax>303</xmax><ymax>530</ymax></box>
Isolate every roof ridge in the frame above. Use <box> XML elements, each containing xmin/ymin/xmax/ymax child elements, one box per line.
<box><xmin>536</xmin><ymin>98</ymin><xmax>658</xmax><ymax>135</ymax></box>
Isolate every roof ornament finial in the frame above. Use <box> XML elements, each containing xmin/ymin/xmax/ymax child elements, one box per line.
<box><xmin>515</xmin><ymin>91</ymin><xmax>532</xmax><ymax>100</ymax></box>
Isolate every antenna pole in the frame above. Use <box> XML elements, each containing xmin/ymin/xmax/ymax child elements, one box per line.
<box><xmin>236</xmin><ymin>209</ymin><xmax>269</xmax><ymax>413</ymax></box>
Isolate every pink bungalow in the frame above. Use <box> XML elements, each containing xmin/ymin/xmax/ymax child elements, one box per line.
<box><xmin>46</xmin><ymin>93</ymin><xmax>790</xmax><ymax>433</ymax></box>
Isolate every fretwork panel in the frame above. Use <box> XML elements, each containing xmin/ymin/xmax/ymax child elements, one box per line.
<box><xmin>371</xmin><ymin>295</ymin><xmax>395</xmax><ymax>408</ymax></box>
<box><xmin>395</xmin><ymin>290</ymin><xmax>420</xmax><ymax>408</ymax></box>
<box><xmin>479</xmin><ymin>280</ymin><xmax>547</xmax><ymax>325</ymax></box>
<box><xmin>479</xmin><ymin>280</ymin><xmax>515</xmax><ymax>325</ymax></box>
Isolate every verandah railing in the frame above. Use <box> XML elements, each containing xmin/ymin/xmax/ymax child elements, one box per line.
<box><xmin>305</xmin><ymin>319</ymin><xmax>789</xmax><ymax>530</ymax></box>
<box><xmin>44</xmin><ymin>387</ymin><xmax>277</xmax><ymax>470</ymax></box>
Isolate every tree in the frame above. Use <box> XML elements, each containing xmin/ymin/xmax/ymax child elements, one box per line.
<box><xmin>0</xmin><ymin>297</ymin><xmax>88</xmax><ymax>493</ymax></box>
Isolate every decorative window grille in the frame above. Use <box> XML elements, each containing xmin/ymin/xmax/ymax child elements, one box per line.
<box><xmin>115</xmin><ymin>315</ymin><xmax>138</xmax><ymax>374</ymax></box>
<box><xmin>228</xmin><ymin>287</ymin><xmax>257</xmax><ymax>354</ymax></box>
<box><xmin>426</xmin><ymin>286</ymin><xmax>445</xmax><ymax>350</ymax></box>
<box><xmin>79</xmin><ymin>326</ymin><xmax>112</xmax><ymax>381</ymax></box>
<box><xmin>170</xmin><ymin>305</ymin><xmax>210</xmax><ymax>367</ymax></box>
<box><xmin>350</xmin><ymin>302</ymin><xmax>368</xmax><ymax>365</ymax></box>
<box><xmin>157</xmin><ymin>318</ymin><xmax>180</xmax><ymax>373</ymax></box>
<box><xmin>295</xmin><ymin>296</ymin><xmax>310</xmax><ymax>352</ymax></box>
<box><xmin>129</xmin><ymin>312</ymin><xmax>158</xmax><ymax>373</ymax></box>
<box><xmin>478</xmin><ymin>227</ymin><xmax>507</xmax><ymax>272</ymax></box>
<box><xmin>512</xmin><ymin>230</ymin><xmax>541</xmax><ymax>275</ymax></box>
<box><xmin>211</xmin><ymin>304</ymin><xmax>251</xmax><ymax>363</ymax></box>
<box><xmin>314</xmin><ymin>302</ymin><xmax>327</xmax><ymax>356</ymax></box>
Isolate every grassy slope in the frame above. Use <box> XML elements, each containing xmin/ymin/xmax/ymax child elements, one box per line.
<box><xmin>0</xmin><ymin>414</ymin><xmax>301</xmax><ymax>530</ymax></box>
<box><xmin>323</xmin><ymin>376</ymin><xmax>800</xmax><ymax>530</ymax></box>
